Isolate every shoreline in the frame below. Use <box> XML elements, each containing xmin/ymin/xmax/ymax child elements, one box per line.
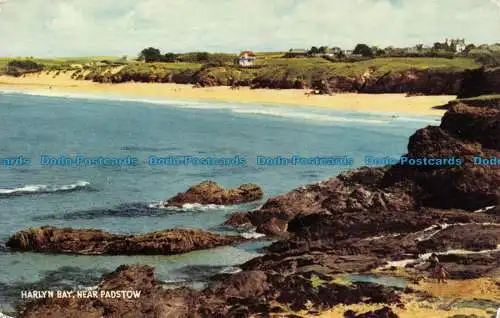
<box><xmin>0</xmin><ymin>73</ymin><xmax>453</xmax><ymax>116</ymax></box>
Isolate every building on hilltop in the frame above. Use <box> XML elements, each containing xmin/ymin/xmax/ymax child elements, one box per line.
<box><xmin>444</xmin><ymin>38</ymin><xmax>466</xmax><ymax>53</ymax></box>
<box><xmin>238</xmin><ymin>51</ymin><xmax>256</xmax><ymax>67</ymax></box>
<box><xmin>285</xmin><ymin>49</ymin><xmax>309</xmax><ymax>58</ymax></box>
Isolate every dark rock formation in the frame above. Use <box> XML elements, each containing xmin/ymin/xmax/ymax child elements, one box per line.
<box><xmin>458</xmin><ymin>67</ymin><xmax>500</xmax><ymax>98</ymax></box>
<box><xmin>6</xmin><ymin>226</ymin><xmax>243</xmax><ymax>255</ymax></box>
<box><xmin>20</xmin><ymin>264</ymin><xmax>404</xmax><ymax>318</ymax></box>
<box><xmin>224</xmin><ymin>98</ymin><xmax>500</xmax><ymax>233</ymax></box>
<box><xmin>165</xmin><ymin>181</ymin><xmax>263</xmax><ymax>207</ymax></box>
<box><xmin>20</xmin><ymin>264</ymin><xmax>200</xmax><ymax>318</ymax></box>
<box><xmin>345</xmin><ymin>306</ymin><xmax>399</xmax><ymax>318</ymax></box>
<box><xmin>358</xmin><ymin>69</ymin><xmax>463</xmax><ymax>95</ymax></box>
<box><xmin>19</xmin><ymin>97</ymin><xmax>500</xmax><ymax>317</ymax></box>
<box><xmin>417</xmin><ymin>224</ymin><xmax>500</xmax><ymax>252</ymax></box>
<box><xmin>222</xmin><ymin>212</ymin><xmax>252</xmax><ymax>228</ymax></box>
<box><xmin>255</xmin><ymin>217</ymin><xmax>289</xmax><ymax>236</ymax></box>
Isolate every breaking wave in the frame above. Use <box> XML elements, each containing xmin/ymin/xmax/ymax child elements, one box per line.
<box><xmin>0</xmin><ymin>89</ymin><xmax>435</xmax><ymax>126</ymax></box>
<box><xmin>0</xmin><ymin>181</ymin><xmax>91</xmax><ymax>198</ymax></box>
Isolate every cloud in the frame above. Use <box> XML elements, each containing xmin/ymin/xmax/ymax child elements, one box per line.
<box><xmin>0</xmin><ymin>0</ymin><xmax>498</xmax><ymax>57</ymax></box>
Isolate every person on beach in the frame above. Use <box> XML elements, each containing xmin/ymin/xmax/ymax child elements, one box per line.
<box><xmin>428</xmin><ymin>253</ymin><xmax>448</xmax><ymax>283</ymax></box>
<box><xmin>435</xmin><ymin>262</ymin><xmax>449</xmax><ymax>283</ymax></box>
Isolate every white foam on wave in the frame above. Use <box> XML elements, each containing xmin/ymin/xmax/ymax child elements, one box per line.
<box><xmin>413</xmin><ymin>222</ymin><xmax>499</xmax><ymax>242</ymax></box>
<box><xmin>390</xmin><ymin>116</ymin><xmax>440</xmax><ymax>124</ymax></box>
<box><xmin>219</xmin><ymin>266</ymin><xmax>242</xmax><ymax>274</ymax></box>
<box><xmin>240</xmin><ymin>230</ymin><xmax>266</xmax><ymax>239</ymax></box>
<box><xmin>0</xmin><ymin>181</ymin><xmax>90</xmax><ymax>196</ymax></box>
<box><xmin>382</xmin><ymin>245</ymin><xmax>500</xmax><ymax>269</ymax></box>
<box><xmin>0</xmin><ymin>88</ymin><xmax>205</xmax><ymax>108</ymax></box>
<box><xmin>147</xmin><ymin>201</ymin><xmax>227</xmax><ymax>212</ymax></box>
<box><xmin>362</xmin><ymin>233</ymin><xmax>401</xmax><ymax>241</ymax></box>
<box><xmin>232</xmin><ymin>108</ymin><xmax>387</xmax><ymax>124</ymax></box>
<box><xmin>76</xmin><ymin>285</ymin><xmax>98</xmax><ymax>291</ymax></box>
<box><xmin>163</xmin><ymin>278</ymin><xmax>188</xmax><ymax>284</ymax></box>
<box><xmin>380</xmin><ymin>222</ymin><xmax>500</xmax><ymax>269</ymax></box>
<box><xmin>473</xmin><ymin>206</ymin><xmax>496</xmax><ymax>213</ymax></box>
<box><xmin>0</xmin><ymin>89</ymin><xmax>410</xmax><ymax>125</ymax></box>
<box><xmin>419</xmin><ymin>245</ymin><xmax>500</xmax><ymax>260</ymax></box>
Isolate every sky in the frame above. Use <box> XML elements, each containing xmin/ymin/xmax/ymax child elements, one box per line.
<box><xmin>0</xmin><ymin>0</ymin><xmax>499</xmax><ymax>57</ymax></box>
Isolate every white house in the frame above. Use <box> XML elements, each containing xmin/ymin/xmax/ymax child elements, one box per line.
<box><xmin>445</xmin><ymin>38</ymin><xmax>466</xmax><ymax>54</ymax></box>
<box><xmin>238</xmin><ymin>51</ymin><xmax>256</xmax><ymax>67</ymax></box>
<box><xmin>455</xmin><ymin>40</ymin><xmax>466</xmax><ymax>53</ymax></box>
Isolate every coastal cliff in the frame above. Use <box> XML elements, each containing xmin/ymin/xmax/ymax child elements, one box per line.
<box><xmin>102</xmin><ymin>65</ymin><xmax>468</xmax><ymax>95</ymax></box>
<box><xmin>17</xmin><ymin>97</ymin><xmax>500</xmax><ymax>317</ymax></box>
<box><xmin>75</xmin><ymin>57</ymin><xmax>480</xmax><ymax>96</ymax></box>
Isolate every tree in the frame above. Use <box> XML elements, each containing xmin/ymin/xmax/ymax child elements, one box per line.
<box><xmin>371</xmin><ymin>46</ymin><xmax>384</xmax><ymax>57</ymax></box>
<box><xmin>163</xmin><ymin>52</ymin><xmax>178</xmax><ymax>62</ymax></box>
<box><xmin>353</xmin><ymin>44</ymin><xmax>373</xmax><ymax>57</ymax></box>
<box><xmin>309</xmin><ymin>46</ymin><xmax>319</xmax><ymax>54</ymax></box>
<box><xmin>335</xmin><ymin>50</ymin><xmax>346</xmax><ymax>59</ymax></box>
<box><xmin>318</xmin><ymin>46</ymin><xmax>328</xmax><ymax>54</ymax></box>
<box><xmin>195</xmin><ymin>52</ymin><xmax>210</xmax><ymax>62</ymax></box>
<box><xmin>139</xmin><ymin>47</ymin><xmax>162</xmax><ymax>62</ymax></box>
<box><xmin>6</xmin><ymin>60</ymin><xmax>43</xmax><ymax>76</ymax></box>
<box><xmin>464</xmin><ymin>44</ymin><xmax>476</xmax><ymax>54</ymax></box>
<box><xmin>432</xmin><ymin>42</ymin><xmax>444</xmax><ymax>51</ymax></box>
<box><xmin>416</xmin><ymin>44</ymin><xmax>424</xmax><ymax>52</ymax></box>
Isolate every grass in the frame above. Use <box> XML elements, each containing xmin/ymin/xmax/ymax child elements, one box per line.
<box><xmin>0</xmin><ymin>56</ymin><xmax>127</xmax><ymax>73</ymax></box>
<box><xmin>460</xmin><ymin>94</ymin><xmax>500</xmax><ymax>101</ymax></box>
<box><xmin>310</xmin><ymin>274</ymin><xmax>326</xmax><ymax>288</ymax></box>
<box><xmin>1</xmin><ymin>55</ymin><xmax>482</xmax><ymax>89</ymax></box>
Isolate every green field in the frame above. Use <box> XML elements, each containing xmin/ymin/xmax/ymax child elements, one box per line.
<box><xmin>0</xmin><ymin>54</ymin><xmax>483</xmax><ymax>89</ymax></box>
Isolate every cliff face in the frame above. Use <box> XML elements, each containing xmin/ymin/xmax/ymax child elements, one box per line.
<box><xmin>92</xmin><ymin>64</ymin><xmax>474</xmax><ymax>95</ymax></box>
<box><xmin>357</xmin><ymin>69</ymin><xmax>463</xmax><ymax>94</ymax></box>
<box><xmin>458</xmin><ymin>67</ymin><xmax>500</xmax><ymax>98</ymax></box>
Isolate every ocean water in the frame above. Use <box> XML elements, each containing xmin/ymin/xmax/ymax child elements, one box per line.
<box><xmin>0</xmin><ymin>90</ymin><xmax>440</xmax><ymax>312</ymax></box>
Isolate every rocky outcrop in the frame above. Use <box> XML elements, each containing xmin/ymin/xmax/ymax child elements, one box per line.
<box><xmin>165</xmin><ymin>181</ymin><xmax>263</xmax><ymax>207</ymax></box>
<box><xmin>358</xmin><ymin>68</ymin><xmax>463</xmax><ymax>95</ymax></box>
<box><xmin>458</xmin><ymin>67</ymin><xmax>500</xmax><ymax>98</ymax></box>
<box><xmin>344</xmin><ymin>307</ymin><xmax>399</xmax><ymax>318</ymax></box>
<box><xmin>223</xmin><ymin>98</ymin><xmax>500</xmax><ymax>233</ymax></box>
<box><xmin>18</xmin><ymin>97</ymin><xmax>500</xmax><ymax>317</ymax></box>
<box><xmin>20</xmin><ymin>264</ymin><xmax>404</xmax><ymax>318</ymax></box>
<box><xmin>6</xmin><ymin>226</ymin><xmax>243</xmax><ymax>255</ymax></box>
<box><xmin>89</xmin><ymin>63</ymin><xmax>483</xmax><ymax>95</ymax></box>
<box><xmin>416</xmin><ymin>224</ymin><xmax>500</xmax><ymax>252</ymax></box>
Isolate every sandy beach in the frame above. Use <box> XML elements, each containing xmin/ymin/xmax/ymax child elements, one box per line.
<box><xmin>0</xmin><ymin>72</ymin><xmax>453</xmax><ymax>116</ymax></box>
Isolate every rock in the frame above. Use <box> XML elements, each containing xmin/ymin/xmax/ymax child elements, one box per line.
<box><xmin>166</xmin><ymin>181</ymin><xmax>263</xmax><ymax>207</ymax></box>
<box><xmin>18</xmin><ymin>98</ymin><xmax>500</xmax><ymax>317</ymax></box>
<box><xmin>6</xmin><ymin>226</ymin><xmax>243</xmax><ymax>255</ymax></box>
<box><xmin>442</xmin><ymin>103</ymin><xmax>500</xmax><ymax>148</ymax></box>
<box><xmin>458</xmin><ymin>67</ymin><xmax>500</xmax><ymax>98</ymax></box>
<box><xmin>242</xmin><ymin>99</ymin><xmax>500</xmax><ymax>232</ymax></box>
<box><xmin>20</xmin><ymin>264</ymin><xmax>195</xmax><ymax>318</ymax></box>
<box><xmin>276</xmin><ymin>275</ymin><xmax>401</xmax><ymax>312</ymax></box>
<box><xmin>222</xmin><ymin>212</ymin><xmax>252</xmax><ymax>228</ymax></box>
<box><xmin>256</xmin><ymin>217</ymin><xmax>289</xmax><ymax>236</ymax></box>
<box><xmin>428</xmin><ymin>251</ymin><xmax>500</xmax><ymax>279</ymax></box>
<box><xmin>345</xmin><ymin>306</ymin><xmax>399</xmax><ymax>318</ymax></box>
<box><xmin>205</xmin><ymin>270</ymin><xmax>270</xmax><ymax>299</ymax></box>
<box><xmin>416</xmin><ymin>224</ymin><xmax>500</xmax><ymax>252</ymax></box>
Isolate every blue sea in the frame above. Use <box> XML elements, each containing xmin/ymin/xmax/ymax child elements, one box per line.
<box><xmin>0</xmin><ymin>90</ymin><xmax>440</xmax><ymax>313</ymax></box>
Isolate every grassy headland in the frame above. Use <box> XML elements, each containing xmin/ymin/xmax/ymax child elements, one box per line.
<box><xmin>0</xmin><ymin>52</ymin><xmax>488</xmax><ymax>115</ymax></box>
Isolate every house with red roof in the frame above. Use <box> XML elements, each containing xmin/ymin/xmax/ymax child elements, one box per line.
<box><xmin>238</xmin><ymin>51</ymin><xmax>256</xmax><ymax>67</ymax></box>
